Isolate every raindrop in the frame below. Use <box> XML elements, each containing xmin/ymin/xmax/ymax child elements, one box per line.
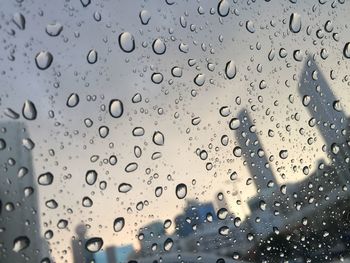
<box><xmin>331</xmin><ymin>143</ymin><xmax>340</xmax><ymax>154</ymax></box>
<box><xmin>153</xmin><ymin>131</ymin><xmax>164</xmax><ymax>146</ymax></box>
<box><xmin>113</xmin><ymin>217</ymin><xmax>125</xmax><ymax>232</ymax></box>
<box><xmin>132</xmin><ymin>127</ymin><xmax>145</xmax><ymax>136</ymax></box>
<box><xmin>125</xmin><ymin>162</ymin><xmax>138</xmax><ymax>173</ymax></box>
<box><xmin>175</xmin><ymin>183</ymin><xmax>187</xmax><ymax>199</ymax></box>
<box><xmin>87</xmin><ymin>49</ymin><xmax>98</xmax><ymax>64</ymax></box>
<box><xmin>152</xmin><ymin>39</ymin><xmax>166</xmax><ymax>55</ymax></box>
<box><xmin>171</xmin><ymin>67</ymin><xmax>182</xmax><ymax>77</ymax></box>
<box><xmin>151</xmin><ymin>73</ymin><xmax>163</xmax><ymax>84</ymax></box>
<box><xmin>246</xmin><ymin>20</ymin><xmax>255</xmax><ymax>33</ymax></box>
<box><xmin>13</xmin><ymin>236</ymin><xmax>30</xmax><ymax>252</ymax></box>
<box><xmin>85</xmin><ymin>170</ymin><xmax>98</xmax><ymax>185</ymax></box>
<box><xmin>139</xmin><ymin>10</ymin><xmax>151</xmax><ymax>25</ymax></box>
<box><xmin>82</xmin><ymin>197</ymin><xmax>93</xmax><ymax>207</ymax></box>
<box><xmin>38</xmin><ymin>172</ymin><xmax>54</xmax><ymax>186</ymax></box>
<box><xmin>229</xmin><ymin>118</ymin><xmax>240</xmax><ymax>130</ymax></box>
<box><xmin>80</xmin><ymin>0</ymin><xmax>91</xmax><ymax>7</ymax></box>
<box><xmin>164</xmin><ymin>238</ymin><xmax>173</xmax><ymax>251</ymax></box>
<box><xmin>119</xmin><ymin>32</ymin><xmax>135</xmax><ymax>53</ymax></box>
<box><xmin>132</xmin><ymin>93</ymin><xmax>142</xmax><ymax>103</ymax></box>
<box><xmin>22</xmin><ymin>138</ymin><xmax>35</xmax><ymax>150</ymax></box>
<box><xmin>233</xmin><ymin>146</ymin><xmax>242</xmax><ymax>157</ymax></box>
<box><xmin>219</xmin><ymin>226</ymin><xmax>229</xmax><ymax>236</ymax></box>
<box><xmin>35</xmin><ymin>51</ymin><xmax>53</xmax><ymax>70</ymax></box>
<box><xmin>66</xmin><ymin>93</ymin><xmax>79</xmax><ymax>108</ymax></box>
<box><xmin>333</xmin><ymin>100</ymin><xmax>342</xmax><ymax>112</ymax></box>
<box><xmin>279</xmin><ymin>150</ymin><xmax>288</xmax><ymax>159</ymax></box>
<box><xmin>22</xmin><ymin>100</ymin><xmax>37</xmax><ymax>120</ymax></box>
<box><xmin>45</xmin><ymin>199</ymin><xmax>58</xmax><ymax>209</ymax></box>
<box><xmin>99</xmin><ymin>126</ymin><xmax>109</xmax><ymax>138</ymax></box>
<box><xmin>225</xmin><ymin>60</ymin><xmax>237</xmax><ymax>79</ymax></box>
<box><xmin>46</xmin><ymin>22</ymin><xmax>63</xmax><ymax>36</ymax></box>
<box><xmin>85</xmin><ymin>237</ymin><xmax>103</xmax><ymax>253</ymax></box>
<box><xmin>289</xmin><ymin>13</ymin><xmax>301</xmax><ymax>33</ymax></box>
<box><xmin>217</xmin><ymin>0</ymin><xmax>230</xmax><ymax>17</ymax></box>
<box><xmin>109</xmin><ymin>99</ymin><xmax>123</xmax><ymax>118</ymax></box>
<box><xmin>4</xmin><ymin>108</ymin><xmax>19</xmax><ymax>119</ymax></box>
<box><xmin>155</xmin><ymin>186</ymin><xmax>163</xmax><ymax>197</ymax></box>
<box><xmin>13</xmin><ymin>13</ymin><xmax>25</xmax><ymax>30</ymax></box>
<box><xmin>118</xmin><ymin>183</ymin><xmax>132</xmax><ymax>193</ymax></box>
<box><xmin>194</xmin><ymin>74</ymin><xmax>205</xmax><ymax>86</ymax></box>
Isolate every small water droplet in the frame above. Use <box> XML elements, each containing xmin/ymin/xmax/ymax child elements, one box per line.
<box><xmin>13</xmin><ymin>13</ymin><xmax>25</xmax><ymax>30</ymax></box>
<box><xmin>246</xmin><ymin>20</ymin><xmax>255</xmax><ymax>33</ymax></box>
<box><xmin>99</xmin><ymin>126</ymin><xmax>109</xmax><ymax>138</ymax></box>
<box><xmin>132</xmin><ymin>127</ymin><xmax>145</xmax><ymax>136</ymax></box>
<box><xmin>164</xmin><ymin>238</ymin><xmax>173</xmax><ymax>251</ymax></box>
<box><xmin>46</xmin><ymin>22</ymin><xmax>63</xmax><ymax>37</ymax></box>
<box><xmin>151</xmin><ymin>73</ymin><xmax>163</xmax><ymax>84</ymax></box>
<box><xmin>279</xmin><ymin>150</ymin><xmax>288</xmax><ymax>159</ymax></box>
<box><xmin>233</xmin><ymin>146</ymin><xmax>242</xmax><ymax>157</ymax></box>
<box><xmin>217</xmin><ymin>0</ymin><xmax>230</xmax><ymax>17</ymax></box>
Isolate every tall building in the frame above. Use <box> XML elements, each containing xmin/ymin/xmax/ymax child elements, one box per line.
<box><xmin>0</xmin><ymin>122</ymin><xmax>50</xmax><ymax>262</ymax></box>
<box><xmin>298</xmin><ymin>55</ymin><xmax>350</xmax><ymax>166</ymax></box>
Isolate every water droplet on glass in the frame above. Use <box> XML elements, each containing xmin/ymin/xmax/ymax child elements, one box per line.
<box><xmin>4</xmin><ymin>108</ymin><xmax>19</xmax><ymax>119</ymax></box>
<box><xmin>152</xmin><ymin>39</ymin><xmax>166</xmax><ymax>55</ymax></box>
<box><xmin>331</xmin><ymin>143</ymin><xmax>340</xmax><ymax>154</ymax></box>
<box><xmin>67</xmin><ymin>93</ymin><xmax>79</xmax><ymax>108</ymax></box>
<box><xmin>164</xmin><ymin>238</ymin><xmax>173</xmax><ymax>251</ymax></box>
<box><xmin>87</xmin><ymin>49</ymin><xmax>98</xmax><ymax>64</ymax></box>
<box><xmin>289</xmin><ymin>13</ymin><xmax>301</xmax><ymax>33</ymax></box>
<box><xmin>139</xmin><ymin>10</ymin><xmax>151</xmax><ymax>25</ymax></box>
<box><xmin>45</xmin><ymin>199</ymin><xmax>58</xmax><ymax>209</ymax></box>
<box><xmin>132</xmin><ymin>93</ymin><xmax>142</xmax><ymax>103</ymax></box>
<box><xmin>22</xmin><ymin>138</ymin><xmax>35</xmax><ymax>150</ymax></box>
<box><xmin>246</xmin><ymin>20</ymin><xmax>255</xmax><ymax>33</ymax></box>
<box><xmin>13</xmin><ymin>236</ymin><xmax>30</xmax><ymax>252</ymax></box>
<box><xmin>80</xmin><ymin>0</ymin><xmax>91</xmax><ymax>7</ymax></box>
<box><xmin>99</xmin><ymin>126</ymin><xmax>109</xmax><ymax>138</ymax></box>
<box><xmin>171</xmin><ymin>67</ymin><xmax>182</xmax><ymax>77</ymax></box>
<box><xmin>22</xmin><ymin>100</ymin><xmax>37</xmax><ymax>120</ymax></box>
<box><xmin>13</xmin><ymin>13</ymin><xmax>25</xmax><ymax>30</ymax></box>
<box><xmin>82</xmin><ymin>197</ymin><xmax>93</xmax><ymax>207</ymax></box>
<box><xmin>225</xmin><ymin>60</ymin><xmax>237</xmax><ymax>79</ymax></box>
<box><xmin>155</xmin><ymin>186</ymin><xmax>163</xmax><ymax>197</ymax></box>
<box><xmin>113</xmin><ymin>217</ymin><xmax>125</xmax><ymax>232</ymax></box>
<box><xmin>151</xmin><ymin>73</ymin><xmax>163</xmax><ymax>84</ymax></box>
<box><xmin>344</xmin><ymin>43</ymin><xmax>350</xmax><ymax>58</ymax></box>
<box><xmin>38</xmin><ymin>172</ymin><xmax>54</xmax><ymax>186</ymax></box>
<box><xmin>119</xmin><ymin>32</ymin><xmax>135</xmax><ymax>53</ymax></box>
<box><xmin>46</xmin><ymin>22</ymin><xmax>63</xmax><ymax>36</ymax></box>
<box><xmin>333</xmin><ymin>100</ymin><xmax>342</xmax><ymax>112</ymax></box>
<box><xmin>85</xmin><ymin>170</ymin><xmax>97</xmax><ymax>185</ymax></box>
<box><xmin>125</xmin><ymin>162</ymin><xmax>138</xmax><ymax>173</ymax></box>
<box><xmin>194</xmin><ymin>74</ymin><xmax>205</xmax><ymax>86</ymax></box>
<box><xmin>233</xmin><ymin>146</ymin><xmax>242</xmax><ymax>157</ymax></box>
<box><xmin>118</xmin><ymin>183</ymin><xmax>132</xmax><ymax>193</ymax></box>
<box><xmin>279</xmin><ymin>150</ymin><xmax>288</xmax><ymax>159</ymax></box>
<box><xmin>132</xmin><ymin>127</ymin><xmax>145</xmax><ymax>136</ymax></box>
<box><xmin>35</xmin><ymin>51</ymin><xmax>53</xmax><ymax>70</ymax></box>
<box><xmin>109</xmin><ymin>99</ymin><xmax>123</xmax><ymax>118</ymax></box>
<box><xmin>153</xmin><ymin>131</ymin><xmax>164</xmax><ymax>146</ymax></box>
<box><xmin>85</xmin><ymin>237</ymin><xmax>103</xmax><ymax>253</ymax></box>
<box><xmin>219</xmin><ymin>226</ymin><xmax>229</xmax><ymax>236</ymax></box>
<box><xmin>229</xmin><ymin>118</ymin><xmax>240</xmax><ymax>130</ymax></box>
<box><xmin>217</xmin><ymin>0</ymin><xmax>230</xmax><ymax>17</ymax></box>
<box><xmin>175</xmin><ymin>183</ymin><xmax>187</xmax><ymax>199</ymax></box>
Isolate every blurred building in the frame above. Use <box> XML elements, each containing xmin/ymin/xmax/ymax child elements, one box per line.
<box><xmin>0</xmin><ymin>122</ymin><xmax>50</xmax><ymax>262</ymax></box>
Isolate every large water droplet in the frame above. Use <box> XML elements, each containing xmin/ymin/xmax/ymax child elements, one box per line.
<box><xmin>229</xmin><ymin>118</ymin><xmax>240</xmax><ymax>130</ymax></box>
<box><xmin>344</xmin><ymin>43</ymin><xmax>350</xmax><ymax>59</ymax></box>
<box><xmin>66</xmin><ymin>93</ymin><xmax>79</xmax><ymax>108</ymax></box>
<box><xmin>118</xmin><ymin>183</ymin><xmax>132</xmax><ymax>193</ymax></box>
<box><xmin>38</xmin><ymin>172</ymin><xmax>54</xmax><ymax>186</ymax></box>
<box><xmin>125</xmin><ymin>162</ymin><xmax>138</xmax><ymax>172</ymax></box>
<box><xmin>109</xmin><ymin>99</ymin><xmax>123</xmax><ymax>118</ymax></box>
<box><xmin>119</xmin><ymin>32</ymin><xmax>135</xmax><ymax>53</ymax></box>
<box><xmin>132</xmin><ymin>127</ymin><xmax>145</xmax><ymax>136</ymax></box>
<box><xmin>35</xmin><ymin>51</ymin><xmax>53</xmax><ymax>70</ymax></box>
<box><xmin>85</xmin><ymin>170</ymin><xmax>97</xmax><ymax>185</ymax></box>
<box><xmin>13</xmin><ymin>13</ymin><xmax>25</xmax><ymax>30</ymax></box>
<box><xmin>176</xmin><ymin>183</ymin><xmax>187</xmax><ymax>199</ymax></box>
<box><xmin>82</xmin><ymin>197</ymin><xmax>93</xmax><ymax>207</ymax></box>
<box><xmin>13</xmin><ymin>236</ymin><xmax>30</xmax><ymax>252</ymax></box>
<box><xmin>99</xmin><ymin>126</ymin><xmax>109</xmax><ymax>138</ymax></box>
<box><xmin>279</xmin><ymin>150</ymin><xmax>288</xmax><ymax>159</ymax></box>
<box><xmin>46</xmin><ymin>22</ymin><xmax>63</xmax><ymax>36</ymax></box>
<box><xmin>225</xmin><ymin>60</ymin><xmax>237</xmax><ymax>79</ymax></box>
<box><xmin>217</xmin><ymin>0</ymin><xmax>230</xmax><ymax>17</ymax></box>
<box><xmin>139</xmin><ymin>10</ymin><xmax>151</xmax><ymax>25</ymax></box>
<box><xmin>153</xmin><ymin>131</ymin><xmax>164</xmax><ymax>146</ymax></box>
<box><xmin>164</xmin><ymin>238</ymin><xmax>173</xmax><ymax>251</ymax></box>
<box><xmin>22</xmin><ymin>100</ymin><xmax>37</xmax><ymax>120</ymax></box>
<box><xmin>233</xmin><ymin>146</ymin><xmax>242</xmax><ymax>157</ymax></box>
<box><xmin>246</xmin><ymin>20</ymin><xmax>255</xmax><ymax>33</ymax></box>
<box><xmin>289</xmin><ymin>13</ymin><xmax>301</xmax><ymax>33</ymax></box>
<box><xmin>194</xmin><ymin>74</ymin><xmax>205</xmax><ymax>86</ymax></box>
<box><xmin>151</xmin><ymin>73</ymin><xmax>163</xmax><ymax>84</ymax></box>
<box><xmin>152</xmin><ymin>38</ymin><xmax>166</xmax><ymax>55</ymax></box>
<box><xmin>113</xmin><ymin>217</ymin><xmax>125</xmax><ymax>232</ymax></box>
<box><xmin>85</xmin><ymin>237</ymin><xmax>103</xmax><ymax>253</ymax></box>
<box><xmin>87</xmin><ymin>49</ymin><xmax>98</xmax><ymax>64</ymax></box>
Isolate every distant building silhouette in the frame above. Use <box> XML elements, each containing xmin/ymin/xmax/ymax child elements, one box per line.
<box><xmin>72</xmin><ymin>224</ymin><xmax>94</xmax><ymax>263</ymax></box>
<box><xmin>0</xmin><ymin>122</ymin><xmax>50</xmax><ymax>262</ymax></box>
